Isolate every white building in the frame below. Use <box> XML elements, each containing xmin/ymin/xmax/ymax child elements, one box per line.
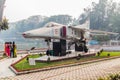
<box><xmin>109</xmin><ymin>40</ymin><xmax>120</xmax><ymax>46</ymax></box>
<box><xmin>101</xmin><ymin>40</ymin><xmax>120</xmax><ymax>46</ymax></box>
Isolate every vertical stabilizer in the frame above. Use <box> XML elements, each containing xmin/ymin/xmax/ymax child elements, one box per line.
<box><xmin>84</xmin><ymin>20</ymin><xmax>90</xmax><ymax>29</ymax></box>
<box><xmin>74</xmin><ymin>19</ymin><xmax>90</xmax><ymax>29</ymax></box>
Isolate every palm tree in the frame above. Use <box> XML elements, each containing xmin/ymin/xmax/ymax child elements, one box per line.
<box><xmin>0</xmin><ymin>17</ymin><xmax>9</xmax><ymax>31</ymax></box>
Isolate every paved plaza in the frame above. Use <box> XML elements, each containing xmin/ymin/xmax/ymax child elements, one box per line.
<box><xmin>0</xmin><ymin>54</ymin><xmax>27</xmax><ymax>78</ymax></box>
<box><xmin>1</xmin><ymin>56</ymin><xmax>120</xmax><ymax>80</ymax></box>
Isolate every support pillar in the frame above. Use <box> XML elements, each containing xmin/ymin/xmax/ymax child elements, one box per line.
<box><xmin>53</xmin><ymin>39</ymin><xmax>66</xmax><ymax>56</ymax></box>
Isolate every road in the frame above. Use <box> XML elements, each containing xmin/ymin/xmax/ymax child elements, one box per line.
<box><xmin>1</xmin><ymin>57</ymin><xmax>120</xmax><ymax>80</ymax></box>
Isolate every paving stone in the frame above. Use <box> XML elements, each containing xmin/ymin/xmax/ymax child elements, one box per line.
<box><xmin>1</xmin><ymin>57</ymin><xmax>120</xmax><ymax>80</ymax></box>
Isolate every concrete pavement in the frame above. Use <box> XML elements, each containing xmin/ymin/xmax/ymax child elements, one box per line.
<box><xmin>0</xmin><ymin>54</ymin><xmax>27</xmax><ymax>78</ymax></box>
<box><xmin>1</xmin><ymin>57</ymin><xmax>120</xmax><ymax>80</ymax></box>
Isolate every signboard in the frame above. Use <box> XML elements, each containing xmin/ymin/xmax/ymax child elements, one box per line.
<box><xmin>29</xmin><ymin>58</ymin><xmax>36</xmax><ymax>65</ymax></box>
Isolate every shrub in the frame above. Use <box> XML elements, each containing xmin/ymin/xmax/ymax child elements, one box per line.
<box><xmin>97</xmin><ymin>52</ymin><xmax>100</xmax><ymax>56</ymax></box>
<box><xmin>109</xmin><ymin>74</ymin><xmax>120</xmax><ymax>80</ymax></box>
<box><xmin>100</xmin><ymin>49</ymin><xmax>103</xmax><ymax>53</ymax></box>
<box><xmin>26</xmin><ymin>57</ymin><xmax>29</xmax><ymax>62</ymax></box>
<box><xmin>76</xmin><ymin>54</ymin><xmax>82</xmax><ymax>60</ymax></box>
<box><xmin>47</xmin><ymin>57</ymin><xmax>51</xmax><ymax>63</ymax></box>
<box><xmin>98</xmin><ymin>74</ymin><xmax>120</xmax><ymax>80</ymax></box>
<box><xmin>39</xmin><ymin>53</ymin><xmax>42</xmax><ymax>56</ymax></box>
<box><xmin>98</xmin><ymin>78</ymin><xmax>106</xmax><ymax>80</ymax></box>
<box><xmin>78</xmin><ymin>54</ymin><xmax>82</xmax><ymax>57</ymax></box>
<box><xmin>107</xmin><ymin>53</ymin><xmax>110</xmax><ymax>57</ymax></box>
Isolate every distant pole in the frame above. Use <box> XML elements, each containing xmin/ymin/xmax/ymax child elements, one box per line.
<box><xmin>0</xmin><ymin>0</ymin><xmax>6</xmax><ymax>22</ymax></box>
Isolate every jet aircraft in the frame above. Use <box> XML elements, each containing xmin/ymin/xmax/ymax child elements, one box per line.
<box><xmin>22</xmin><ymin>21</ymin><xmax>118</xmax><ymax>56</ymax></box>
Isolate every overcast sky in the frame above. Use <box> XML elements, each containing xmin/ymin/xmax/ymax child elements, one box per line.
<box><xmin>3</xmin><ymin>0</ymin><xmax>99</xmax><ymax>22</ymax></box>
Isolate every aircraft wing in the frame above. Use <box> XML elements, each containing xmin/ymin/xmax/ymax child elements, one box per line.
<box><xmin>88</xmin><ymin>29</ymin><xmax>119</xmax><ymax>35</ymax></box>
<box><xmin>69</xmin><ymin>26</ymin><xmax>118</xmax><ymax>35</ymax></box>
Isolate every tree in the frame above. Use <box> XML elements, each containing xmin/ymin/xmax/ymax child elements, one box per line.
<box><xmin>79</xmin><ymin>8</ymin><xmax>91</xmax><ymax>24</ymax></box>
<box><xmin>90</xmin><ymin>0</ymin><xmax>120</xmax><ymax>33</ymax></box>
<box><xmin>79</xmin><ymin>0</ymin><xmax>120</xmax><ymax>31</ymax></box>
<box><xmin>90</xmin><ymin>0</ymin><xmax>108</xmax><ymax>30</ymax></box>
<box><xmin>0</xmin><ymin>17</ymin><xmax>9</xmax><ymax>31</ymax></box>
<box><xmin>78</xmin><ymin>0</ymin><xmax>120</xmax><ymax>41</ymax></box>
<box><xmin>45</xmin><ymin>15</ymin><xmax>73</xmax><ymax>25</ymax></box>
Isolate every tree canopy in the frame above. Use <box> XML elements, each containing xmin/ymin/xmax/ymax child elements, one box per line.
<box><xmin>0</xmin><ymin>17</ymin><xmax>9</xmax><ymax>31</ymax></box>
<box><xmin>79</xmin><ymin>0</ymin><xmax>120</xmax><ymax>33</ymax></box>
<box><xmin>79</xmin><ymin>0</ymin><xmax>120</xmax><ymax>41</ymax></box>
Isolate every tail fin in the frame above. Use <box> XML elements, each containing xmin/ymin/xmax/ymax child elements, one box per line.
<box><xmin>79</xmin><ymin>14</ymin><xmax>90</xmax><ymax>29</ymax></box>
<box><xmin>77</xmin><ymin>19</ymin><xmax>90</xmax><ymax>29</ymax></box>
<box><xmin>85</xmin><ymin>20</ymin><xmax>90</xmax><ymax>29</ymax></box>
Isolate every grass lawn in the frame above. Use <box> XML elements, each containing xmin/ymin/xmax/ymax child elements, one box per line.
<box><xmin>99</xmin><ymin>51</ymin><xmax>120</xmax><ymax>56</ymax></box>
<box><xmin>13</xmin><ymin>51</ymin><xmax>120</xmax><ymax>71</ymax></box>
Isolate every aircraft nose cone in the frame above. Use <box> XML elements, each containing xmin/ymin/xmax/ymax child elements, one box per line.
<box><xmin>22</xmin><ymin>33</ymin><xmax>26</xmax><ymax>37</ymax></box>
<box><xmin>22</xmin><ymin>33</ymin><xmax>26</xmax><ymax>36</ymax></box>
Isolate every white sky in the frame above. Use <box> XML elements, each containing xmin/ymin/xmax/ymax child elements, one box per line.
<box><xmin>3</xmin><ymin>0</ymin><xmax>99</xmax><ymax>22</ymax></box>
